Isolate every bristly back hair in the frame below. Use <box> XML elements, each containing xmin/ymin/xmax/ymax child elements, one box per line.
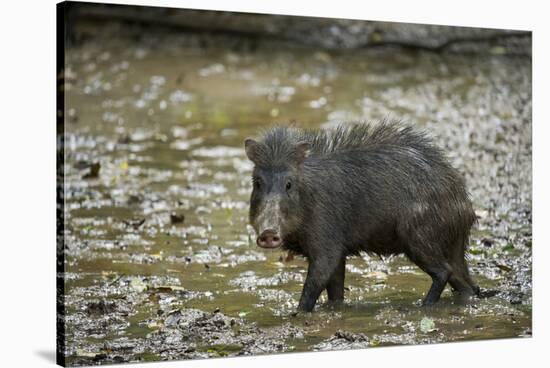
<box><xmin>253</xmin><ymin>120</ymin><xmax>443</xmax><ymax>167</ymax></box>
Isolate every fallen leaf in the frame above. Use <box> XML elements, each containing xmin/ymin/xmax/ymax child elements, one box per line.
<box><xmin>83</xmin><ymin>162</ymin><xmax>100</xmax><ymax>179</ymax></box>
<box><xmin>170</xmin><ymin>212</ymin><xmax>185</xmax><ymax>224</ymax></box>
<box><xmin>129</xmin><ymin>277</ymin><xmax>147</xmax><ymax>293</ymax></box>
<box><xmin>420</xmin><ymin>317</ymin><xmax>438</xmax><ymax>333</ymax></box>
<box><xmin>495</xmin><ymin>263</ymin><xmax>512</xmax><ymax>272</ymax></box>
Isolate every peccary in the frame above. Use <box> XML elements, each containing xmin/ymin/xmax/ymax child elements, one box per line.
<box><xmin>244</xmin><ymin>122</ymin><xmax>479</xmax><ymax>312</ymax></box>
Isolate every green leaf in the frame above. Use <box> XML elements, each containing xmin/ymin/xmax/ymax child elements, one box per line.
<box><xmin>420</xmin><ymin>317</ymin><xmax>437</xmax><ymax>333</ymax></box>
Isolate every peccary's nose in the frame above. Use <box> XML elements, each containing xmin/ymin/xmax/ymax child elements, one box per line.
<box><xmin>257</xmin><ymin>230</ymin><xmax>282</xmax><ymax>249</ymax></box>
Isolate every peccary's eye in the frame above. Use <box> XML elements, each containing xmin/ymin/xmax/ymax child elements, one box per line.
<box><xmin>285</xmin><ymin>181</ymin><xmax>292</xmax><ymax>191</ymax></box>
<box><xmin>254</xmin><ymin>179</ymin><xmax>261</xmax><ymax>190</ymax></box>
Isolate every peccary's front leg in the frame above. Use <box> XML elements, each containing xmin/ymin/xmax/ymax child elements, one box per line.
<box><xmin>298</xmin><ymin>254</ymin><xmax>343</xmax><ymax>312</ymax></box>
<box><xmin>326</xmin><ymin>257</ymin><xmax>346</xmax><ymax>302</ymax></box>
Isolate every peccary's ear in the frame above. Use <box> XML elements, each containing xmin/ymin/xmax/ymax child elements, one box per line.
<box><xmin>294</xmin><ymin>141</ymin><xmax>310</xmax><ymax>164</ymax></box>
<box><xmin>244</xmin><ymin>138</ymin><xmax>261</xmax><ymax>163</ymax></box>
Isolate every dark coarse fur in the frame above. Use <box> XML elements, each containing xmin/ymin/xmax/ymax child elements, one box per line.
<box><xmin>246</xmin><ymin>121</ymin><xmax>479</xmax><ymax>312</ymax></box>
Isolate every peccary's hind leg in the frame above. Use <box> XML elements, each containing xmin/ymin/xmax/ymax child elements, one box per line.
<box><xmin>423</xmin><ymin>269</ymin><xmax>450</xmax><ymax>305</ymax></box>
<box><xmin>449</xmin><ymin>261</ymin><xmax>479</xmax><ymax>296</ymax></box>
<box><xmin>448</xmin><ymin>272</ymin><xmax>475</xmax><ymax>294</ymax></box>
<box><xmin>448</xmin><ymin>241</ymin><xmax>480</xmax><ymax>296</ymax></box>
<box><xmin>465</xmin><ymin>273</ymin><xmax>480</xmax><ymax>296</ymax></box>
<box><xmin>403</xmin><ymin>240</ymin><xmax>451</xmax><ymax>305</ymax></box>
<box><xmin>326</xmin><ymin>258</ymin><xmax>346</xmax><ymax>302</ymax></box>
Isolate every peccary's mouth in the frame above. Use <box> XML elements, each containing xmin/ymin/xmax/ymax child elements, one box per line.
<box><xmin>256</xmin><ymin>240</ymin><xmax>283</xmax><ymax>249</ymax></box>
<box><xmin>256</xmin><ymin>230</ymin><xmax>283</xmax><ymax>249</ymax></box>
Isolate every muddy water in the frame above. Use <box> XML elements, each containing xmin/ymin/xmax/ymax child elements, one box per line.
<box><xmin>62</xmin><ymin>36</ymin><xmax>532</xmax><ymax>365</ymax></box>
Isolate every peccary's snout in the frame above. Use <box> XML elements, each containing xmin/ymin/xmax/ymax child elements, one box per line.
<box><xmin>256</xmin><ymin>230</ymin><xmax>282</xmax><ymax>249</ymax></box>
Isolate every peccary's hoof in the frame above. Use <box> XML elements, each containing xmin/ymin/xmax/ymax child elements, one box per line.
<box><xmin>477</xmin><ymin>288</ymin><xmax>499</xmax><ymax>298</ymax></box>
<box><xmin>290</xmin><ymin>310</ymin><xmax>312</xmax><ymax>318</ymax></box>
<box><xmin>326</xmin><ymin>300</ymin><xmax>345</xmax><ymax>310</ymax></box>
<box><xmin>421</xmin><ymin>299</ymin><xmax>438</xmax><ymax>307</ymax></box>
